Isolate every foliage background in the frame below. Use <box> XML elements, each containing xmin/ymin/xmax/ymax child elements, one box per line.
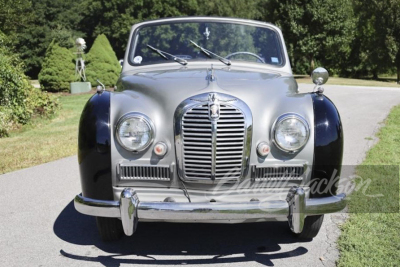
<box><xmin>1</xmin><ymin>0</ymin><xmax>398</xmax><ymax>82</ymax></box>
<box><xmin>0</xmin><ymin>32</ymin><xmax>58</xmax><ymax>137</ymax></box>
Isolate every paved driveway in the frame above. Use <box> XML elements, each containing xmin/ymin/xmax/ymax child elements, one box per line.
<box><xmin>1</xmin><ymin>84</ymin><xmax>400</xmax><ymax>267</ymax></box>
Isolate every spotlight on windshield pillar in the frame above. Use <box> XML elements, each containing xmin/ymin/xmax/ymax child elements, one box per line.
<box><xmin>257</xmin><ymin>142</ymin><xmax>270</xmax><ymax>157</ymax></box>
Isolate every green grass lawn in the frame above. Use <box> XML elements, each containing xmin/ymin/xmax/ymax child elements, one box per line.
<box><xmin>337</xmin><ymin>105</ymin><xmax>400</xmax><ymax>266</ymax></box>
<box><xmin>295</xmin><ymin>75</ymin><xmax>400</xmax><ymax>88</ymax></box>
<box><xmin>0</xmin><ymin>93</ymin><xmax>92</xmax><ymax>174</ymax></box>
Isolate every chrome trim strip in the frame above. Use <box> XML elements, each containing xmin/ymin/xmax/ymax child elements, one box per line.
<box><xmin>137</xmin><ymin>200</ymin><xmax>288</xmax><ymax>221</ymax></box>
<box><xmin>74</xmin><ymin>195</ymin><xmax>120</xmax><ymax>218</ymax></box>
<box><xmin>306</xmin><ymin>193</ymin><xmax>347</xmax><ymax>215</ymax></box>
<box><xmin>211</xmin><ymin>121</ymin><xmax>217</xmax><ymax>179</ymax></box>
<box><xmin>74</xmin><ymin>187</ymin><xmax>346</xmax><ymax>236</ymax></box>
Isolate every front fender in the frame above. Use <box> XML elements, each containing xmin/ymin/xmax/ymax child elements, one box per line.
<box><xmin>311</xmin><ymin>93</ymin><xmax>344</xmax><ymax>197</ymax></box>
<box><xmin>78</xmin><ymin>91</ymin><xmax>113</xmax><ymax>200</ymax></box>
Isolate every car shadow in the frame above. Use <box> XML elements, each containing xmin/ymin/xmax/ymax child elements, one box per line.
<box><xmin>54</xmin><ymin>200</ymin><xmax>311</xmax><ymax>266</ymax></box>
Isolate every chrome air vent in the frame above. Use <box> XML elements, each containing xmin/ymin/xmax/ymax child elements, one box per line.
<box><xmin>175</xmin><ymin>93</ymin><xmax>252</xmax><ymax>183</ymax></box>
<box><xmin>119</xmin><ymin>164</ymin><xmax>171</xmax><ymax>181</ymax></box>
<box><xmin>253</xmin><ymin>166</ymin><xmax>304</xmax><ymax>181</ymax></box>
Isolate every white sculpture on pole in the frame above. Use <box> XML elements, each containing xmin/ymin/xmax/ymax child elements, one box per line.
<box><xmin>74</xmin><ymin>38</ymin><xmax>87</xmax><ymax>81</ymax></box>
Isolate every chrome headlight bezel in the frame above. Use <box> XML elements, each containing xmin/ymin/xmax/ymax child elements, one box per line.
<box><xmin>271</xmin><ymin>113</ymin><xmax>310</xmax><ymax>153</ymax></box>
<box><xmin>115</xmin><ymin>112</ymin><xmax>155</xmax><ymax>153</ymax></box>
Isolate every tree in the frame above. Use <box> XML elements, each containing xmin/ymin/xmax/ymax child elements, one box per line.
<box><xmin>263</xmin><ymin>0</ymin><xmax>355</xmax><ymax>74</ymax></box>
<box><xmin>197</xmin><ymin>0</ymin><xmax>262</xmax><ymax>19</ymax></box>
<box><xmin>375</xmin><ymin>0</ymin><xmax>400</xmax><ymax>84</ymax></box>
<box><xmin>79</xmin><ymin>0</ymin><xmax>200</xmax><ymax>59</ymax></box>
<box><xmin>85</xmin><ymin>34</ymin><xmax>120</xmax><ymax>87</ymax></box>
<box><xmin>343</xmin><ymin>0</ymin><xmax>400</xmax><ymax>81</ymax></box>
<box><xmin>367</xmin><ymin>0</ymin><xmax>400</xmax><ymax>82</ymax></box>
<box><xmin>0</xmin><ymin>0</ymin><xmax>33</xmax><ymax>41</ymax></box>
<box><xmin>38</xmin><ymin>40</ymin><xmax>75</xmax><ymax>92</ymax></box>
<box><xmin>15</xmin><ymin>0</ymin><xmax>84</xmax><ymax>78</ymax></box>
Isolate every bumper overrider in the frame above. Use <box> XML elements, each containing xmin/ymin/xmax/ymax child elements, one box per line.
<box><xmin>74</xmin><ymin>187</ymin><xmax>346</xmax><ymax>236</ymax></box>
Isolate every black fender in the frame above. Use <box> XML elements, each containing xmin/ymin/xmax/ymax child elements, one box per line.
<box><xmin>310</xmin><ymin>93</ymin><xmax>344</xmax><ymax>197</ymax></box>
<box><xmin>78</xmin><ymin>91</ymin><xmax>113</xmax><ymax>200</ymax></box>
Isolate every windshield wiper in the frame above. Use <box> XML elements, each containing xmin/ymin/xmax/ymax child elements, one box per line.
<box><xmin>189</xmin><ymin>40</ymin><xmax>231</xmax><ymax>66</ymax></box>
<box><xmin>147</xmin><ymin>45</ymin><xmax>187</xmax><ymax>65</ymax></box>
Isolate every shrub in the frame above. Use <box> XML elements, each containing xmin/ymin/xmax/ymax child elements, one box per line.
<box><xmin>0</xmin><ymin>32</ymin><xmax>59</xmax><ymax>137</ymax></box>
<box><xmin>39</xmin><ymin>40</ymin><xmax>75</xmax><ymax>92</ymax></box>
<box><xmin>86</xmin><ymin>34</ymin><xmax>120</xmax><ymax>87</ymax></box>
<box><xmin>0</xmin><ymin>51</ymin><xmax>31</xmax><ymax>124</ymax></box>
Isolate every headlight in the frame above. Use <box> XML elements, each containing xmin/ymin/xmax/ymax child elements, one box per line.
<box><xmin>272</xmin><ymin>113</ymin><xmax>310</xmax><ymax>153</ymax></box>
<box><xmin>116</xmin><ymin>113</ymin><xmax>155</xmax><ymax>152</ymax></box>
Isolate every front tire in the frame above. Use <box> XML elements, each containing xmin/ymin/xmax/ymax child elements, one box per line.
<box><xmin>96</xmin><ymin>217</ymin><xmax>123</xmax><ymax>241</ymax></box>
<box><xmin>295</xmin><ymin>215</ymin><xmax>324</xmax><ymax>239</ymax></box>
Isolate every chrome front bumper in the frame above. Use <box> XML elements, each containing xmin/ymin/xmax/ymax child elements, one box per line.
<box><xmin>74</xmin><ymin>187</ymin><xmax>346</xmax><ymax>236</ymax></box>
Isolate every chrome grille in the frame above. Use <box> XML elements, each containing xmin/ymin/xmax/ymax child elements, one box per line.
<box><xmin>119</xmin><ymin>165</ymin><xmax>171</xmax><ymax>181</ymax></box>
<box><xmin>181</xmin><ymin>104</ymin><xmax>246</xmax><ymax>180</ymax></box>
<box><xmin>254</xmin><ymin>166</ymin><xmax>304</xmax><ymax>181</ymax></box>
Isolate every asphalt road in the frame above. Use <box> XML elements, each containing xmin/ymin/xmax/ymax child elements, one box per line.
<box><xmin>1</xmin><ymin>84</ymin><xmax>400</xmax><ymax>267</ymax></box>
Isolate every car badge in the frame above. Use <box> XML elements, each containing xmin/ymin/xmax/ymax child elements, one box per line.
<box><xmin>210</xmin><ymin>104</ymin><xmax>219</xmax><ymax>118</ymax></box>
<box><xmin>208</xmin><ymin>93</ymin><xmax>220</xmax><ymax>120</ymax></box>
<box><xmin>190</xmin><ymin>93</ymin><xmax>237</xmax><ymax>122</ymax></box>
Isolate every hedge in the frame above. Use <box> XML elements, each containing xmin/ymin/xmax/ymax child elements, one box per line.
<box><xmin>38</xmin><ymin>40</ymin><xmax>75</xmax><ymax>92</ymax></box>
<box><xmin>0</xmin><ymin>32</ymin><xmax>58</xmax><ymax>137</ymax></box>
<box><xmin>85</xmin><ymin>34</ymin><xmax>120</xmax><ymax>87</ymax></box>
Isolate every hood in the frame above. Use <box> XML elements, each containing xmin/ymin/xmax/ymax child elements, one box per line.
<box><xmin>114</xmin><ymin>67</ymin><xmax>306</xmax><ymax>128</ymax></box>
<box><xmin>117</xmin><ymin>67</ymin><xmax>298</xmax><ymax>101</ymax></box>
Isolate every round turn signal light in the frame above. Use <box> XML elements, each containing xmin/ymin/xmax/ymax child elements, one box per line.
<box><xmin>257</xmin><ymin>142</ymin><xmax>270</xmax><ymax>157</ymax></box>
<box><xmin>154</xmin><ymin>142</ymin><xmax>168</xmax><ymax>156</ymax></box>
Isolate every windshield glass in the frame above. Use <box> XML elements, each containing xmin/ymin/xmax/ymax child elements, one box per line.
<box><xmin>129</xmin><ymin>21</ymin><xmax>285</xmax><ymax>67</ymax></box>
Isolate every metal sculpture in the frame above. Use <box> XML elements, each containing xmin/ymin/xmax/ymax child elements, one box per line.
<box><xmin>74</xmin><ymin>38</ymin><xmax>87</xmax><ymax>81</ymax></box>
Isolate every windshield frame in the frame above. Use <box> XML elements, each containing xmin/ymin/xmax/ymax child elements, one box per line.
<box><xmin>127</xmin><ymin>17</ymin><xmax>287</xmax><ymax>69</ymax></box>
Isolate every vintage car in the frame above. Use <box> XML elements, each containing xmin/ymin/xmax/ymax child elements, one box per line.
<box><xmin>74</xmin><ymin>17</ymin><xmax>346</xmax><ymax>241</ymax></box>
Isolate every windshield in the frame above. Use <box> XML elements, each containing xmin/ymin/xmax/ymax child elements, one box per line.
<box><xmin>129</xmin><ymin>21</ymin><xmax>285</xmax><ymax>67</ymax></box>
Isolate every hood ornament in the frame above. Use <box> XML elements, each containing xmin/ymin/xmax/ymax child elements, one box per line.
<box><xmin>206</xmin><ymin>64</ymin><xmax>216</xmax><ymax>82</ymax></box>
<box><xmin>190</xmin><ymin>93</ymin><xmax>237</xmax><ymax>104</ymax></box>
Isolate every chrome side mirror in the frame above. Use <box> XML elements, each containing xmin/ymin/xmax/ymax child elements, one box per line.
<box><xmin>311</xmin><ymin>67</ymin><xmax>329</xmax><ymax>94</ymax></box>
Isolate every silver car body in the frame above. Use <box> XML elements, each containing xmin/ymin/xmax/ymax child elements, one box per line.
<box><xmin>75</xmin><ymin>17</ymin><xmax>346</xmax><ymax>237</ymax></box>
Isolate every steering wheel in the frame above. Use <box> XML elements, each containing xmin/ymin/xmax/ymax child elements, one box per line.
<box><xmin>225</xmin><ymin>52</ymin><xmax>265</xmax><ymax>63</ymax></box>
